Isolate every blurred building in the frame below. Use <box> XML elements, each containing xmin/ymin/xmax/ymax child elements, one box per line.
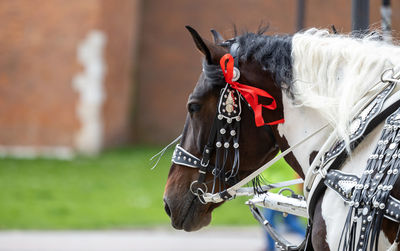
<box><xmin>0</xmin><ymin>0</ymin><xmax>399</xmax><ymax>158</ymax></box>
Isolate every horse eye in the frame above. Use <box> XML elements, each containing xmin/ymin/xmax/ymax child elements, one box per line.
<box><xmin>188</xmin><ymin>103</ymin><xmax>202</xmax><ymax>113</ymax></box>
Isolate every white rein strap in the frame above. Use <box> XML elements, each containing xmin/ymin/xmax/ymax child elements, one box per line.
<box><xmin>202</xmin><ymin>123</ymin><xmax>329</xmax><ymax>203</ymax></box>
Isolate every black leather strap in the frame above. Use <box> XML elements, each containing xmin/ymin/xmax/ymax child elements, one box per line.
<box><xmin>308</xmin><ymin>89</ymin><xmax>400</xmax><ymax>221</ymax></box>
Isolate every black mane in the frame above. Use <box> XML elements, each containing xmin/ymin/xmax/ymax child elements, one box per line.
<box><xmin>236</xmin><ymin>33</ymin><xmax>293</xmax><ymax>88</ymax></box>
<box><xmin>202</xmin><ymin>32</ymin><xmax>293</xmax><ymax>93</ymax></box>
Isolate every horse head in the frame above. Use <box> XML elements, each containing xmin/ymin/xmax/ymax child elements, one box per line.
<box><xmin>163</xmin><ymin>27</ymin><xmax>282</xmax><ymax>231</ymax></box>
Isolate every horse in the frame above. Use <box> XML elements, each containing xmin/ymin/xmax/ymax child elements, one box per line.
<box><xmin>163</xmin><ymin>26</ymin><xmax>400</xmax><ymax>251</ymax></box>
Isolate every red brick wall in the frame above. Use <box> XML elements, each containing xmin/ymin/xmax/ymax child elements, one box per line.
<box><xmin>0</xmin><ymin>0</ymin><xmax>139</xmax><ymax>155</ymax></box>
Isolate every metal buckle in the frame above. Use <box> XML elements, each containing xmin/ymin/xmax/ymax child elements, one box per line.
<box><xmin>200</xmin><ymin>158</ymin><xmax>209</xmax><ymax>167</ymax></box>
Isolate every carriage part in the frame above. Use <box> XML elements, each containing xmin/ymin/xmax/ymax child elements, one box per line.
<box><xmin>246</xmin><ymin>191</ymin><xmax>308</xmax><ymax>218</ymax></box>
<box><xmin>248</xmin><ymin>203</ymin><xmax>307</xmax><ymax>251</ymax></box>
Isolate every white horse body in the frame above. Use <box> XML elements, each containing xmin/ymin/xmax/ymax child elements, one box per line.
<box><xmin>276</xmin><ymin>29</ymin><xmax>400</xmax><ymax>250</ymax></box>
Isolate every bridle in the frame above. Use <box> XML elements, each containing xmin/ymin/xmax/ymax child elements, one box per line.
<box><xmin>172</xmin><ymin>73</ymin><xmax>245</xmax><ymax>204</ymax></box>
<box><xmin>171</xmin><ymin>42</ymin><xmax>278</xmax><ymax>204</ymax></box>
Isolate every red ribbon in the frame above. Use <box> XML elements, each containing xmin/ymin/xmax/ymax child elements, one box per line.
<box><xmin>220</xmin><ymin>54</ymin><xmax>284</xmax><ymax>127</ymax></box>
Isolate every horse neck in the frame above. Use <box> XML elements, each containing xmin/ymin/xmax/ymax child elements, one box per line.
<box><xmin>276</xmin><ymin>90</ymin><xmax>332</xmax><ymax>177</ymax></box>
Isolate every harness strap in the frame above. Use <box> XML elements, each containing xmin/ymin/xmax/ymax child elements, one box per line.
<box><xmin>306</xmin><ymin>85</ymin><xmax>400</xmax><ymax>220</ymax></box>
<box><xmin>325</xmin><ymin>170</ymin><xmax>400</xmax><ymax>223</ymax></box>
<box><xmin>202</xmin><ymin>124</ymin><xmax>328</xmax><ymax>203</ymax></box>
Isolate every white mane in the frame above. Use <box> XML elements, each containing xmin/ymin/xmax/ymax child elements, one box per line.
<box><xmin>291</xmin><ymin>28</ymin><xmax>400</xmax><ymax>147</ymax></box>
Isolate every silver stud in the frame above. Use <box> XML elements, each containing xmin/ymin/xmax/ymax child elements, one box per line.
<box><xmin>390</xmin><ymin>143</ymin><xmax>397</xmax><ymax>150</ymax></box>
<box><xmin>220</xmin><ymin>128</ymin><xmax>226</xmax><ymax>135</ymax></box>
<box><xmin>379</xmin><ymin>203</ymin><xmax>385</xmax><ymax>209</ymax></box>
<box><xmin>232</xmin><ymin>67</ymin><xmax>240</xmax><ymax>81</ymax></box>
<box><xmin>367</xmin><ymin>215</ymin><xmax>372</xmax><ymax>221</ymax></box>
<box><xmin>230</xmin><ymin>130</ymin><xmax>236</xmax><ymax>136</ymax></box>
<box><xmin>227</xmin><ymin>118</ymin><xmax>232</xmax><ymax>123</ymax></box>
<box><xmin>183</xmin><ymin>156</ymin><xmax>186</xmax><ymax>160</ymax></box>
<box><xmin>394</xmin><ymin>169</ymin><xmax>398</xmax><ymax>174</ymax></box>
<box><xmin>216</xmin><ymin>142</ymin><xmax>222</xmax><ymax>148</ymax></box>
<box><xmin>233</xmin><ymin>143</ymin><xmax>239</xmax><ymax>149</ymax></box>
<box><xmin>206</xmin><ymin>149</ymin><xmax>210</xmax><ymax>154</ymax></box>
<box><xmin>224</xmin><ymin>142</ymin><xmax>229</xmax><ymax>148</ymax></box>
<box><xmin>236</xmin><ymin>116</ymin><xmax>241</xmax><ymax>121</ymax></box>
<box><xmin>188</xmin><ymin>158</ymin><xmax>191</xmax><ymax>162</ymax></box>
<box><xmin>218</xmin><ymin>114</ymin><xmax>223</xmax><ymax>120</ymax></box>
<box><xmin>194</xmin><ymin>161</ymin><xmax>197</xmax><ymax>165</ymax></box>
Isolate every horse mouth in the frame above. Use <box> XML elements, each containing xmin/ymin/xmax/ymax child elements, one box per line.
<box><xmin>170</xmin><ymin>194</ymin><xmax>211</xmax><ymax>232</ymax></box>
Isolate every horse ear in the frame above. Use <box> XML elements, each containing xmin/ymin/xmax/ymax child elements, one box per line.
<box><xmin>186</xmin><ymin>26</ymin><xmax>227</xmax><ymax>65</ymax></box>
<box><xmin>186</xmin><ymin>26</ymin><xmax>213</xmax><ymax>64</ymax></box>
<box><xmin>210</xmin><ymin>29</ymin><xmax>225</xmax><ymax>44</ymax></box>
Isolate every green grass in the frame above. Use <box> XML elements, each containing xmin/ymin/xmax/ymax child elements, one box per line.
<box><xmin>0</xmin><ymin>147</ymin><xmax>297</xmax><ymax>229</ymax></box>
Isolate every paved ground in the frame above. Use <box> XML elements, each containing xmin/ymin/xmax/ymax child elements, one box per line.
<box><xmin>0</xmin><ymin>227</ymin><xmax>303</xmax><ymax>251</ymax></box>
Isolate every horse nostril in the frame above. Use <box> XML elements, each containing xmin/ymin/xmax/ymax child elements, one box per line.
<box><xmin>164</xmin><ymin>198</ymin><xmax>172</xmax><ymax>218</ymax></box>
